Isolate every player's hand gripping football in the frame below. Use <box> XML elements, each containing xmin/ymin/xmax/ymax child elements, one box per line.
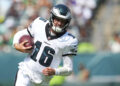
<box><xmin>14</xmin><ymin>40</ymin><xmax>33</xmax><ymax>53</ymax></box>
<box><xmin>42</xmin><ymin>67</ymin><xmax>55</xmax><ymax>76</ymax></box>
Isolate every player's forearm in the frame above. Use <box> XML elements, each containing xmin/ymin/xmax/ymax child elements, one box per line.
<box><xmin>55</xmin><ymin>56</ymin><xmax>73</xmax><ymax>76</ymax></box>
<box><xmin>55</xmin><ymin>67</ymin><xmax>72</xmax><ymax>76</ymax></box>
<box><xmin>14</xmin><ymin>43</ymin><xmax>21</xmax><ymax>51</ymax></box>
<box><xmin>14</xmin><ymin>43</ymin><xmax>25</xmax><ymax>53</ymax></box>
<box><xmin>14</xmin><ymin>43</ymin><xmax>33</xmax><ymax>53</ymax></box>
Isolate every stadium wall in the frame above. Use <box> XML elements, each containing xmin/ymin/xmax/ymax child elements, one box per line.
<box><xmin>0</xmin><ymin>52</ymin><xmax>120</xmax><ymax>86</ymax></box>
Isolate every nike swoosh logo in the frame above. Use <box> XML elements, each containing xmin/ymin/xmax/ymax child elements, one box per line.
<box><xmin>44</xmin><ymin>41</ymin><xmax>51</xmax><ymax>45</ymax></box>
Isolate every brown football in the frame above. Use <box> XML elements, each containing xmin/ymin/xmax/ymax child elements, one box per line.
<box><xmin>19</xmin><ymin>35</ymin><xmax>34</xmax><ymax>47</ymax></box>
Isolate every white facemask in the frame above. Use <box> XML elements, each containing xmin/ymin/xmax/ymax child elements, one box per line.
<box><xmin>52</xmin><ymin>25</ymin><xmax>63</xmax><ymax>33</ymax></box>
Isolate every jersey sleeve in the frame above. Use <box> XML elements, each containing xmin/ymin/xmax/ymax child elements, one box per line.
<box><xmin>27</xmin><ymin>17</ymin><xmax>40</xmax><ymax>37</ymax></box>
<box><xmin>62</xmin><ymin>38</ymin><xmax>78</xmax><ymax>56</ymax></box>
<box><xmin>27</xmin><ymin>17</ymin><xmax>47</xmax><ymax>38</ymax></box>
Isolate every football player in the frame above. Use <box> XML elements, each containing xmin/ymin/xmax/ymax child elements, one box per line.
<box><xmin>13</xmin><ymin>4</ymin><xmax>78</xmax><ymax>86</ymax></box>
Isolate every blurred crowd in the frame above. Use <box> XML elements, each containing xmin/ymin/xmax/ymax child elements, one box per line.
<box><xmin>0</xmin><ymin>0</ymin><xmax>105</xmax><ymax>52</ymax></box>
<box><xmin>0</xmin><ymin>0</ymin><xmax>52</xmax><ymax>52</ymax></box>
<box><xmin>1</xmin><ymin>0</ymin><xmax>120</xmax><ymax>53</ymax></box>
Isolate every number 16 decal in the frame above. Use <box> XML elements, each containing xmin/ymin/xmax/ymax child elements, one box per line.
<box><xmin>31</xmin><ymin>41</ymin><xmax>55</xmax><ymax>67</ymax></box>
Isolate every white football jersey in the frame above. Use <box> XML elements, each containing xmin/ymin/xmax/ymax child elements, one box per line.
<box><xmin>13</xmin><ymin>17</ymin><xmax>78</xmax><ymax>83</ymax></box>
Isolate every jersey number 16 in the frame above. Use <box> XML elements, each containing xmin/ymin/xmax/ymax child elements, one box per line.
<box><xmin>30</xmin><ymin>41</ymin><xmax>55</xmax><ymax>67</ymax></box>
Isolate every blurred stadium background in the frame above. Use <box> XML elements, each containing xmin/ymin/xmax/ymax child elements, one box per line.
<box><xmin>0</xmin><ymin>0</ymin><xmax>120</xmax><ymax>86</ymax></box>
